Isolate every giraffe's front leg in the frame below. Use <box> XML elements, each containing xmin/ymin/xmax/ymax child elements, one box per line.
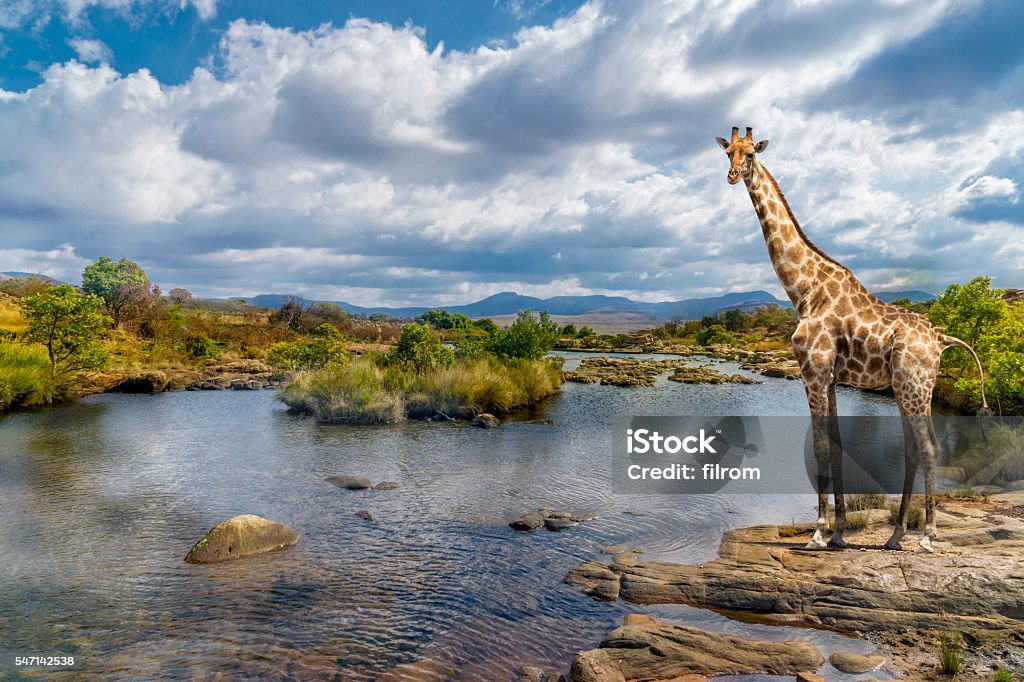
<box><xmin>826</xmin><ymin>384</ymin><xmax>848</xmax><ymax>548</ymax></box>
<box><xmin>805</xmin><ymin>385</ymin><xmax>833</xmax><ymax>550</ymax></box>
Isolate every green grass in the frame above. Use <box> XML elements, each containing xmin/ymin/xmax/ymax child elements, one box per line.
<box><xmin>279</xmin><ymin>355</ymin><xmax>563</xmax><ymax>424</ymax></box>
<box><xmin>938</xmin><ymin>632</ymin><xmax>962</xmax><ymax>674</ymax></box>
<box><xmin>0</xmin><ymin>343</ymin><xmax>60</xmax><ymax>412</ymax></box>
<box><xmin>994</xmin><ymin>667</ymin><xmax>1013</xmax><ymax>682</ymax></box>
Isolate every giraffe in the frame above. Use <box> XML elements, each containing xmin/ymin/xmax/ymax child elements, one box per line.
<box><xmin>715</xmin><ymin>126</ymin><xmax>989</xmax><ymax>552</ymax></box>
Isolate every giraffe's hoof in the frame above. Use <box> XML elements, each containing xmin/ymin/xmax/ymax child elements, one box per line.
<box><xmin>804</xmin><ymin>539</ymin><xmax>828</xmax><ymax>550</ymax></box>
<box><xmin>883</xmin><ymin>539</ymin><xmax>904</xmax><ymax>551</ymax></box>
<box><xmin>917</xmin><ymin>538</ymin><xmax>935</xmax><ymax>554</ymax></box>
<box><xmin>827</xmin><ymin>535</ymin><xmax>848</xmax><ymax>549</ymax></box>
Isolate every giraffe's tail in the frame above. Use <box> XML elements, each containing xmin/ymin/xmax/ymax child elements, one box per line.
<box><xmin>940</xmin><ymin>334</ymin><xmax>991</xmax><ymax>415</ymax></box>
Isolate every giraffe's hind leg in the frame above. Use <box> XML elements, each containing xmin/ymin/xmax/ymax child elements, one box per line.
<box><xmin>890</xmin><ymin>365</ymin><xmax>940</xmax><ymax>552</ymax></box>
<box><xmin>885</xmin><ymin>415</ymin><xmax>919</xmax><ymax>551</ymax></box>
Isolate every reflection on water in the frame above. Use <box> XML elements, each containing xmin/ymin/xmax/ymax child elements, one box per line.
<box><xmin>0</xmin><ymin>352</ymin><xmax>914</xmax><ymax>680</ymax></box>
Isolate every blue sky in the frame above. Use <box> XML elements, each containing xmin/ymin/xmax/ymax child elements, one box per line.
<box><xmin>0</xmin><ymin>0</ymin><xmax>1021</xmax><ymax>305</ymax></box>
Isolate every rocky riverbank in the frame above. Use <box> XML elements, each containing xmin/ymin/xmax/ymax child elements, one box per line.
<box><xmin>77</xmin><ymin>358</ymin><xmax>287</xmax><ymax>396</ymax></box>
<box><xmin>565</xmin><ymin>492</ymin><xmax>1024</xmax><ymax>680</ymax></box>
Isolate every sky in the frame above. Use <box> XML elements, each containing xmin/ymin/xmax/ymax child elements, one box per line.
<box><xmin>0</xmin><ymin>0</ymin><xmax>1021</xmax><ymax>306</ymax></box>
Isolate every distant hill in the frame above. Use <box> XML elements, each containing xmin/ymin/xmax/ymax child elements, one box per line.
<box><xmin>0</xmin><ymin>271</ymin><xmax>64</xmax><ymax>284</ymax></box>
<box><xmin>242</xmin><ymin>290</ymin><xmax>788</xmax><ymax>321</ymax></box>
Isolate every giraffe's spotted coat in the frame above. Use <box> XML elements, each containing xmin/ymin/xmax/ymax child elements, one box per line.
<box><xmin>715</xmin><ymin>126</ymin><xmax>990</xmax><ymax>553</ymax></box>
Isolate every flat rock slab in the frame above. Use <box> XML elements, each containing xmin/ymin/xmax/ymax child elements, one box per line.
<box><xmin>568</xmin><ymin>504</ymin><xmax>1024</xmax><ymax>677</ymax></box>
<box><xmin>326</xmin><ymin>475</ymin><xmax>372</xmax><ymax>490</ymax></box>
<box><xmin>185</xmin><ymin>514</ymin><xmax>299</xmax><ymax>564</ymax></box>
<box><xmin>570</xmin><ymin>614</ymin><xmax>822</xmax><ymax>681</ymax></box>
<box><xmin>568</xmin><ymin>517</ymin><xmax>1024</xmax><ymax>635</ymax></box>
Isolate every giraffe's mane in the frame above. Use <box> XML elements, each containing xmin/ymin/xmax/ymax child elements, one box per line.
<box><xmin>760</xmin><ymin>166</ymin><xmax>849</xmax><ymax>273</ymax></box>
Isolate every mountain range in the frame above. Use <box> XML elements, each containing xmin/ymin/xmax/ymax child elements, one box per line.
<box><xmin>242</xmin><ymin>289</ymin><xmax>936</xmax><ymax>321</ymax></box>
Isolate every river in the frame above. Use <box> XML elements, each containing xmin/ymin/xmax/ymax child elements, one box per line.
<box><xmin>1</xmin><ymin>352</ymin><xmax>908</xmax><ymax>680</ymax></box>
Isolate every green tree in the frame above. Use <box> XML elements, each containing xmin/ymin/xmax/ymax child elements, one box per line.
<box><xmin>472</xmin><ymin>318</ymin><xmax>499</xmax><ymax>335</ymax></box>
<box><xmin>576</xmin><ymin>326</ymin><xmax>596</xmax><ymax>338</ymax></box>
<box><xmin>928</xmin><ymin>277</ymin><xmax>1006</xmax><ymax>351</ymax></box>
<box><xmin>561</xmin><ymin>323</ymin><xmax>578</xmax><ymax>336</ymax></box>
<box><xmin>20</xmin><ymin>285</ymin><xmax>110</xmax><ymax>375</ymax></box>
<box><xmin>81</xmin><ymin>256</ymin><xmax>154</xmax><ymax>327</ymax></box>
<box><xmin>417</xmin><ymin>309</ymin><xmax>472</xmax><ymax>330</ymax></box>
<box><xmin>392</xmin><ymin>323</ymin><xmax>454</xmax><ymax>371</ymax></box>
<box><xmin>721</xmin><ymin>308</ymin><xmax>751</xmax><ymax>332</ymax></box>
<box><xmin>488</xmin><ymin>310</ymin><xmax>561</xmax><ymax>360</ymax></box>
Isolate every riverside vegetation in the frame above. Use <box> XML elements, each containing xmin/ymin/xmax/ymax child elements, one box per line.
<box><xmin>0</xmin><ymin>261</ymin><xmax>564</xmax><ymax>422</ymax></box>
<box><xmin>1</xmin><ymin>261</ymin><xmax>1020</xmax><ymax>417</ymax></box>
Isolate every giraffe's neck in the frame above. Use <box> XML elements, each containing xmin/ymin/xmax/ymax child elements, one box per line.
<box><xmin>744</xmin><ymin>163</ymin><xmax>834</xmax><ymax>311</ymax></box>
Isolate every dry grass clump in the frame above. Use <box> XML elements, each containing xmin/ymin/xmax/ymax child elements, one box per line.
<box><xmin>280</xmin><ymin>356</ymin><xmax>563</xmax><ymax>424</ymax></box>
<box><xmin>953</xmin><ymin>422</ymin><xmax>1024</xmax><ymax>487</ymax></box>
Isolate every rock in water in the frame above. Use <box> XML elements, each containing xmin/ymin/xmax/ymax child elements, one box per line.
<box><xmin>354</xmin><ymin>510</ymin><xmax>374</xmax><ymax>521</ymax></box>
<box><xmin>325</xmin><ymin>475</ymin><xmax>372</xmax><ymax>490</ymax></box>
<box><xmin>185</xmin><ymin>514</ymin><xmax>299</xmax><ymax>564</ymax></box>
<box><xmin>510</xmin><ymin>512</ymin><xmax>546</xmax><ymax>531</ymax></box>
<box><xmin>828</xmin><ymin>651</ymin><xmax>885</xmax><ymax>673</ymax></box>
<box><xmin>473</xmin><ymin>413</ymin><xmax>500</xmax><ymax>428</ymax></box>
<box><xmin>374</xmin><ymin>481</ymin><xmax>401</xmax><ymax>491</ymax></box>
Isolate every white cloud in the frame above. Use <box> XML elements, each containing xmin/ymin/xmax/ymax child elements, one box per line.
<box><xmin>67</xmin><ymin>37</ymin><xmax>112</xmax><ymax>63</ymax></box>
<box><xmin>0</xmin><ymin>0</ymin><xmax>1021</xmax><ymax>304</ymax></box>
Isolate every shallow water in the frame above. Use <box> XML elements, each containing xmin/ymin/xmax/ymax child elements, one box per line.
<box><xmin>0</xmin><ymin>352</ymin><xmax>912</xmax><ymax>680</ymax></box>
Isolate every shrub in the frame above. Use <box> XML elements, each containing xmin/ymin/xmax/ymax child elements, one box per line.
<box><xmin>994</xmin><ymin>667</ymin><xmax>1013</xmax><ymax>682</ymax></box>
<box><xmin>267</xmin><ymin>324</ymin><xmax>349</xmax><ymax>371</ymax></box>
<box><xmin>937</xmin><ymin>632</ymin><xmax>962</xmax><ymax>674</ymax></box>
<box><xmin>392</xmin><ymin>323</ymin><xmax>453</xmax><ymax>371</ymax></box>
<box><xmin>695</xmin><ymin>324</ymin><xmax>735</xmax><ymax>346</ymax></box>
<box><xmin>185</xmin><ymin>334</ymin><xmax>219</xmax><ymax>359</ymax></box>
<box><xmin>488</xmin><ymin>310</ymin><xmax>560</xmax><ymax>360</ymax></box>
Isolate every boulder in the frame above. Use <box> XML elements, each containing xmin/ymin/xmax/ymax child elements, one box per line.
<box><xmin>828</xmin><ymin>651</ymin><xmax>885</xmax><ymax>673</ymax></box>
<box><xmin>569</xmin><ymin>617</ymin><xmax>823</xmax><ymax>681</ymax></box>
<box><xmin>510</xmin><ymin>512</ymin><xmax>546</xmax><ymax>531</ymax></box>
<box><xmin>544</xmin><ymin>516</ymin><xmax>576</xmax><ymax>532</ymax></box>
<box><xmin>354</xmin><ymin>510</ymin><xmax>374</xmax><ymax>521</ymax></box>
<box><xmin>374</xmin><ymin>481</ymin><xmax>401</xmax><ymax>491</ymax></box>
<box><xmin>325</xmin><ymin>475</ymin><xmax>372</xmax><ymax>490</ymax></box>
<box><xmin>473</xmin><ymin>413</ymin><xmax>500</xmax><ymax>428</ymax></box>
<box><xmin>185</xmin><ymin>514</ymin><xmax>298</xmax><ymax>564</ymax></box>
<box><xmin>796</xmin><ymin>674</ymin><xmax>825</xmax><ymax>682</ymax></box>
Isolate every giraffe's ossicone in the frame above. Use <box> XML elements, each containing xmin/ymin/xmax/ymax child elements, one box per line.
<box><xmin>716</xmin><ymin>126</ymin><xmax>989</xmax><ymax>553</ymax></box>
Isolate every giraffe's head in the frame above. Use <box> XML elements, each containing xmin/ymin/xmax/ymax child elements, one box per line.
<box><xmin>715</xmin><ymin>127</ymin><xmax>769</xmax><ymax>185</ymax></box>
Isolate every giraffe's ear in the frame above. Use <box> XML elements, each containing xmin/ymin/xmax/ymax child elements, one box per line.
<box><xmin>754</xmin><ymin>139</ymin><xmax>769</xmax><ymax>153</ymax></box>
<box><xmin>715</xmin><ymin>136</ymin><xmax>729</xmax><ymax>150</ymax></box>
